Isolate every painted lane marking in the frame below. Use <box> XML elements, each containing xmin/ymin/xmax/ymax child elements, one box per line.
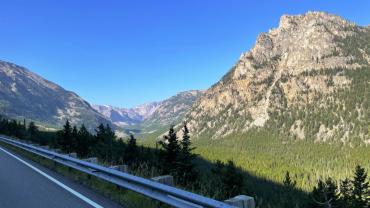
<box><xmin>0</xmin><ymin>146</ymin><xmax>103</xmax><ymax>208</ymax></box>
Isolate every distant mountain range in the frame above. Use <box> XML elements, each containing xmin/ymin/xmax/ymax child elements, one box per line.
<box><xmin>93</xmin><ymin>90</ymin><xmax>203</xmax><ymax>133</ymax></box>
<box><xmin>0</xmin><ymin>60</ymin><xmax>202</xmax><ymax>133</ymax></box>
<box><xmin>92</xmin><ymin>102</ymin><xmax>159</xmax><ymax>127</ymax></box>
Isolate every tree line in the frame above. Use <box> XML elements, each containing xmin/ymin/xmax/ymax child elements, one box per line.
<box><xmin>283</xmin><ymin>164</ymin><xmax>370</xmax><ymax>208</ymax></box>
<box><xmin>0</xmin><ymin>116</ymin><xmax>245</xmax><ymax>200</ymax></box>
<box><xmin>3</xmin><ymin>115</ymin><xmax>370</xmax><ymax>207</ymax></box>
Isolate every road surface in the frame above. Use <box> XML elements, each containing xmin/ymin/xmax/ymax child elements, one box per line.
<box><xmin>0</xmin><ymin>145</ymin><xmax>122</xmax><ymax>208</ymax></box>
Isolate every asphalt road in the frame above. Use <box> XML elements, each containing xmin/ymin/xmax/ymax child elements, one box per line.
<box><xmin>0</xmin><ymin>145</ymin><xmax>122</xmax><ymax>208</ymax></box>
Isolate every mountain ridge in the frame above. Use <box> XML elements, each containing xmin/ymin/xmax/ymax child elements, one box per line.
<box><xmin>0</xmin><ymin>60</ymin><xmax>112</xmax><ymax>129</ymax></box>
<box><xmin>184</xmin><ymin>11</ymin><xmax>370</xmax><ymax>143</ymax></box>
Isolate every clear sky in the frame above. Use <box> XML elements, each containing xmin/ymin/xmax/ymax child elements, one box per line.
<box><xmin>0</xmin><ymin>0</ymin><xmax>369</xmax><ymax>108</ymax></box>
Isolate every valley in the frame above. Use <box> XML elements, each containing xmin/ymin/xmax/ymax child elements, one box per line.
<box><xmin>0</xmin><ymin>10</ymin><xmax>369</xmax><ymax>208</ymax></box>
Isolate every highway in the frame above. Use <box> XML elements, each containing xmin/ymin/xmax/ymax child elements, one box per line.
<box><xmin>0</xmin><ymin>145</ymin><xmax>122</xmax><ymax>208</ymax></box>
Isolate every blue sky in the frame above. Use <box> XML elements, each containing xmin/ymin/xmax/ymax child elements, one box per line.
<box><xmin>0</xmin><ymin>0</ymin><xmax>369</xmax><ymax>107</ymax></box>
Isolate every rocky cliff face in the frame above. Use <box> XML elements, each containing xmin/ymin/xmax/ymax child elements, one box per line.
<box><xmin>0</xmin><ymin>60</ymin><xmax>111</xmax><ymax>129</ymax></box>
<box><xmin>185</xmin><ymin>12</ymin><xmax>370</xmax><ymax>143</ymax></box>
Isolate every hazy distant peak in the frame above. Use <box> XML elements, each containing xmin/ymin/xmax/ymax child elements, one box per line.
<box><xmin>93</xmin><ymin>90</ymin><xmax>203</xmax><ymax>128</ymax></box>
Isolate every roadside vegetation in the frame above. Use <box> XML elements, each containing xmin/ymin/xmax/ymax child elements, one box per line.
<box><xmin>0</xmin><ymin>118</ymin><xmax>246</xmax><ymax>207</ymax></box>
<box><xmin>1</xmin><ymin>116</ymin><xmax>370</xmax><ymax>207</ymax></box>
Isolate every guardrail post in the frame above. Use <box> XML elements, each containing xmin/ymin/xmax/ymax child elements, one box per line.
<box><xmin>69</xmin><ymin>152</ymin><xmax>77</xmax><ymax>158</ymax></box>
<box><xmin>151</xmin><ymin>175</ymin><xmax>174</xmax><ymax>186</ymax></box>
<box><xmin>110</xmin><ymin>165</ymin><xmax>129</xmax><ymax>173</ymax></box>
<box><xmin>40</xmin><ymin>145</ymin><xmax>50</xmax><ymax>150</ymax></box>
<box><xmin>84</xmin><ymin>157</ymin><xmax>98</xmax><ymax>164</ymax></box>
<box><xmin>66</xmin><ymin>153</ymin><xmax>77</xmax><ymax>172</ymax></box>
<box><xmin>224</xmin><ymin>195</ymin><xmax>255</xmax><ymax>208</ymax></box>
<box><xmin>51</xmin><ymin>148</ymin><xmax>62</xmax><ymax>153</ymax></box>
<box><xmin>84</xmin><ymin>157</ymin><xmax>98</xmax><ymax>180</ymax></box>
<box><xmin>151</xmin><ymin>175</ymin><xmax>174</xmax><ymax>208</ymax></box>
<box><xmin>110</xmin><ymin>165</ymin><xmax>129</xmax><ymax>190</ymax></box>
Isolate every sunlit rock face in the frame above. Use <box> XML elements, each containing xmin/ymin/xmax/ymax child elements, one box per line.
<box><xmin>185</xmin><ymin>11</ymin><xmax>370</xmax><ymax>142</ymax></box>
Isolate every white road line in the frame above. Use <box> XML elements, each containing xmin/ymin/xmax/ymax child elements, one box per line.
<box><xmin>0</xmin><ymin>146</ymin><xmax>104</xmax><ymax>208</ymax></box>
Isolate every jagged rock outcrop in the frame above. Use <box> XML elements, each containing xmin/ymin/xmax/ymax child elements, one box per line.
<box><xmin>185</xmin><ymin>12</ymin><xmax>370</xmax><ymax>142</ymax></box>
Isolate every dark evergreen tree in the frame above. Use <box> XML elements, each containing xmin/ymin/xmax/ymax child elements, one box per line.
<box><xmin>95</xmin><ymin>124</ymin><xmax>115</xmax><ymax>144</ymax></box>
<box><xmin>351</xmin><ymin>165</ymin><xmax>369</xmax><ymax>208</ymax></box>
<box><xmin>28</xmin><ymin>122</ymin><xmax>39</xmax><ymax>143</ymax></box>
<box><xmin>159</xmin><ymin>126</ymin><xmax>181</xmax><ymax>175</ymax></box>
<box><xmin>95</xmin><ymin>124</ymin><xmax>106</xmax><ymax>141</ymax></box>
<box><xmin>76</xmin><ymin>124</ymin><xmax>91</xmax><ymax>158</ymax></box>
<box><xmin>311</xmin><ymin>178</ymin><xmax>339</xmax><ymax>208</ymax></box>
<box><xmin>338</xmin><ymin>178</ymin><xmax>352</xmax><ymax>208</ymax></box>
<box><xmin>23</xmin><ymin>119</ymin><xmax>26</xmax><ymax>131</ymax></box>
<box><xmin>71</xmin><ymin>125</ymin><xmax>78</xmax><ymax>152</ymax></box>
<box><xmin>222</xmin><ymin>160</ymin><xmax>244</xmax><ymax>198</ymax></box>
<box><xmin>124</xmin><ymin>134</ymin><xmax>138</xmax><ymax>165</ymax></box>
<box><xmin>94</xmin><ymin>124</ymin><xmax>116</xmax><ymax>162</ymax></box>
<box><xmin>177</xmin><ymin>123</ymin><xmax>197</xmax><ymax>185</ymax></box>
<box><xmin>211</xmin><ymin>160</ymin><xmax>244</xmax><ymax>199</ymax></box>
<box><xmin>57</xmin><ymin>120</ymin><xmax>73</xmax><ymax>152</ymax></box>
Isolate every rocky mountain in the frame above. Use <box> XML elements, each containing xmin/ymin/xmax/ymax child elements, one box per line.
<box><xmin>141</xmin><ymin>90</ymin><xmax>203</xmax><ymax>131</ymax></box>
<box><xmin>94</xmin><ymin>90</ymin><xmax>203</xmax><ymax>132</ymax></box>
<box><xmin>0</xmin><ymin>60</ymin><xmax>111</xmax><ymax>129</ymax></box>
<box><xmin>92</xmin><ymin>102</ymin><xmax>160</xmax><ymax>127</ymax></box>
<box><xmin>185</xmin><ymin>11</ymin><xmax>370</xmax><ymax>143</ymax></box>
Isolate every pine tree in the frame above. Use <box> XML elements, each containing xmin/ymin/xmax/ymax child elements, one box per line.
<box><xmin>311</xmin><ymin>178</ymin><xmax>339</xmax><ymax>208</ymax></box>
<box><xmin>351</xmin><ymin>165</ymin><xmax>369</xmax><ymax>208</ymax></box>
<box><xmin>211</xmin><ymin>160</ymin><xmax>244</xmax><ymax>199</ymax></box>
<box><xmin>125</xmin><ymin>134</ymin><xmax>138</xmax><ymax>165</ymax></box>
<box><xmin>94</xmin><ymin>124</ymin><xmax>116</xmax><ymax>162</ymax></box>
<box><xmin>57</xmin><ymin>120</ymin><xmax>72</xmax><ymax>152</ymax></box>
<box><xmin>28</xmin><ymin>122</ymin><xmax>39</xmax><ymax>143</ymax></box>
<box><xmin>159</xmin><ymin>126</ymin><xmax>181</xmax><ymax>175</ymax></box>
<box><xmin>95</xmin><ymin>124</ymin><xmax>106</xmax><ymax>142</ymax></box>
<box><xmin>177</xmin><ymin>123</ymin><xmax>197</xmax><ymax>185</ymax></box>
<box><xmin>222</xmin><ymin>160</ymin><xmax>244</xmax><ymax>198</ymax></box>
<box><xmin>338</xmin><ymin>178</ymin><xmax>352</xmax><ymax>208</ymax></box>
<box><xmin>180</xmin><ymin>123</ymin><xmax>194</xmax><ymax>155</ymax></box>
<box><xmin>22</xmin><ymin>119</ymin><xmax>26</xmax><ymax>133</ymax></box>
<box><xmin>76</xmin><ymin>124</ymin><xmax>91</xmax><ymax>158</ymax></box>
<box><xmin>71</xmin><ymin>125</ymin><xmax>78</xmax><ymax>152</ymax></box>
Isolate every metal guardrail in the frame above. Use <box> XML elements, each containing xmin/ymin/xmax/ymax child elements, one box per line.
<box><xmin>0</xmin><ymin>136</ymin><xmax>235</xmax><ymax>208</ymax></box>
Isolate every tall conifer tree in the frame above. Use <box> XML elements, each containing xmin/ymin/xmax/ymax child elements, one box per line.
<box><xmin>160</xmin><ymin>126</ymin><xmax>181</xmax><ymax>174</ymax></box>
<box><xmin>351</xmin><ymin>165</ymin><xmax>369</xmax><ymax>208</ymax></box>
